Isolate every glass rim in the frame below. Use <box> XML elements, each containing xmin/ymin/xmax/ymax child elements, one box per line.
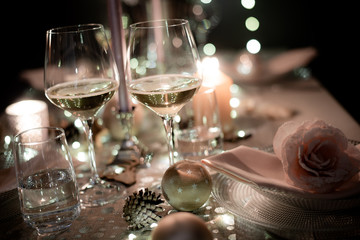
<box><xmin>47</xmin><ymin>23</ymin><xmax>104</xmax><ymax>35</ymax></box>
<box><xmin>14</xmin><ymin>127</ymin><xmax>65</xmax><ymax>145</ymax></box>
<box><xmin>129</xmin><ymin>19</ymin><xmax>188</xmax><ymax>29</ymax></box>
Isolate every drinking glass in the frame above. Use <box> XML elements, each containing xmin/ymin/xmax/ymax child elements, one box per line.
<box><xmin>175</xmin><ymin>87</ymin><xmax>223</xmax><ymax>160</ymax></box>
<box><xmin>13</xmin><ymin>127</ymin><xmax>80</xmax><ymax>236</ymax></box>
<box><xmin>126</xmin><ymin>19</ymin><xmax>202</xmax><ymax>166</ymax></box>
<box><xmin>44</xmin><ymin>24</ymin><xmax>121</xmax><ymax>207</ymax></box>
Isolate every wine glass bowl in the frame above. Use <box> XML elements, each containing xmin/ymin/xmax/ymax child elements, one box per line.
<box><xmin>128</xmin><ymin>74</ymin><xmax>199</xmax><ymax>116</ymax></box>
<box><xmin>126</xmin><ymin>19</ymin><xmax>202</xmax><ymax>166</ymax></box>
<box><xmin>44</xmin><ymin>24</ymin><xmax>122</xmax><ymax>207</ymax></box>
<box><xmin>44</xmin><ymin>24</ymin><xmax>118</xmax><ymax>121</ymax></box>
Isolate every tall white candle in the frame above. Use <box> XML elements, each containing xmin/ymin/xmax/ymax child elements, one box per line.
<box><xmin>108</xmin><ymin>0</ymin><xmax>131</xmax><ymax>112</ymax></box>
<box><xmin>201</xmin><ymin>57</ymin><xmax>234</xmax><ymax>135</ymax></box>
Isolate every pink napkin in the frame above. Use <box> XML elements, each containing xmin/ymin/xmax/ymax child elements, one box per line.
<box><xmin>203</xmin><ymin>146</ymin><xmax>284</xmax><ymax>187</ymax></box>
<box><xmin>202</xmin><ymin>145</ymin><xmax>360</xmax><ymax>200</ymax></box>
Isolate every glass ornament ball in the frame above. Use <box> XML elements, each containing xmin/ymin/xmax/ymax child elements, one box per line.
<box><xmin>161</xmin><ymin>160</ymin><xmax>212</xmax><ymax>211</ymax></box>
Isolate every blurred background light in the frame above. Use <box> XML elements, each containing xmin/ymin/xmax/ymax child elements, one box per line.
<box><xmin>246</xmin><ymin>39</ymin><xmax>261</xmax><ymax>54</ymax></box>
<box><xmin>172</xmin><ymin>37</ymin><xmax>183</xmax><ymax>48</ymax></box>
<box><xmin>122</xmin><ymin>16</ymin><xmax>129</xmax><ymax>29</ymax></box>
<box><xmin>245</xmin><ymin>17</ymin><xmax>259</xmax><ymax>31</ymax></box>
<box><xmin>203</xmin><ymin>43</ymin><xmax>216</xmax><ymax>56</ymax></box>
<box><xmin>130</xmin><ymin>58</ymin><xmax>139</xmax><ymax>69</ymax></box>
<box><xmin>76</xmin><ymin>152</ymin><xmax>88</xmax><ymax>162</ymax></box>
<box><xmin>72</xmin><ymin>141</ymin><xmax>81</xmax><ymax>149</ymax></box>
<box><xmin>241</xmin><ymin>0</ymin><xmax>255</xmax><ymax>9</ymax></box>
<box><xmin>192</xmin><ymin>4</ymin><xmax>203</xmax><ymax>16</ymax></box>
<box><xmin>229</xmin><ymin>97</ymin><xmax>240</xmax><ymax>108</ymax></box>
<box><xmin>64</xmin><ymin>110</ymin><xmax>72</xmax><ymax>118</ymax></box>
<box><xmin>74</xmin><ymin>119</ymin><xmax>83</xmax><ymax>128</ymax></box>
<box><xmin>4</xmin><ymin>136</ymin><xmax>11</xmax><ymax>145</ymax></box>
<box><xmin>136</xmin><ymin>65</ymin><xmax>146</xmax><ymax>75</ymax></box>
<box><xmin>236</xmin><ymin>54</ymin><xmax>253</xmax><ymax>74</ymax></box>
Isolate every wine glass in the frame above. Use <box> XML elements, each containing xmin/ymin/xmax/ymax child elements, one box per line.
<box><xmin>44</xmin><ymin>24</ymin><xmax>122</xmax><ymax>207</ymax></box>
<box><xmin>126</xmin><ymin>19</ymin><xmax>202</xmax><ymax>166</ymax></box>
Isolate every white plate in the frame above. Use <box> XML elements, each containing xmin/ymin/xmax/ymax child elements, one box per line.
<box><xmin>212</xmin><ymin>173</ymin><xmax>360</xmax><ymax>233</ymax></box>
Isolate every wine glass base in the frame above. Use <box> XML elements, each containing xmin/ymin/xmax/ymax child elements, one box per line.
<box><xmin>79</xmin><ymin>180</ymin><xmax>125</xmax><ymax>207</ymax></box>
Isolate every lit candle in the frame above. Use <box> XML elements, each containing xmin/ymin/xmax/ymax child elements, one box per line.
<box><xmin>192</xmin><ymin>87</ymin><xmax>216</xmax><ymax>127</ymax></box>
<box><xmin>107</xmin><ymin>0</ymin><xmax>131</xmax><ymax>112</ymax></box>
<box><xmin>5</xmin><ymin>100</ymin><xmax>49</xmax><ymax>135</ymax></box>
<box><xmin>201</xmin><ymin>57</ymin><xmax>234</xmax><ymax>134</ymax></box>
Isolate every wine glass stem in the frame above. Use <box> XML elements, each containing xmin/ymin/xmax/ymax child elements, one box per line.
<box><xmin>162</xmin><ymin>116</ymin><xmax>175</xmax><ymax>166</ymax></box>
<box><xmin>81</xmin><ymin>118</ymin><xmax>100</xmax><ymax>185</ymax></box>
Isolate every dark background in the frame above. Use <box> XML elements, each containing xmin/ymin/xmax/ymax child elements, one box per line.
<box><xmin>2</xmin><ymin>0</ymin><xmax>359</xmax><ymax>122</ymax></box>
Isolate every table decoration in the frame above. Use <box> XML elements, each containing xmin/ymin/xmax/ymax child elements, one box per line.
<box><xmin>151</xmin><ymin>212</ymin><xmax>213</xmax><ymax>240</ymax></box>
<box><xmin>108</xmin><ymin>0</ymin><xmax>130</xmax><ymax>112</ymax></box>
<box><xmin>5</xmin><ymin>100</ymin><xmax>49</xmax><ymax>135</ymax></box>
<box><xmin>13</xmin><ymin>127</ymin><xmax>80</xmax><ymax>236</ymax></box>
<box><xmin>232</xmin><ymin>47</ymin><xmax>317</xmax><ymax>84</ymax></box>
<box><xmin>202</xmin><ymin>119</ymin><xmax>360</xmax><ymax>211</ymax></box>
<box><xmin>3</xmin><ymin>42</ymin><xmax>360</xmax><ymax>238</ymax></box>
<box><xmin>175</xmin><ymin>87</ymin><xmax>223</xmax><ymax>160</ymax></box>
<box><xmin>107</xmin><ymin>0</ymin><xmax>153</xmax><ymax>167</ymax></box>
<box><xmin>212</xmin><ymin>173</ymin><xmax>360</xmax><ymax>236</ymax></box>
<box><xmin>101</xmin><ymin>153</ymin><xmax>139</xmax><ymax>186</ymax></box>
<box><xmin>101</xmin><ymin>96</ymin><xmax>144</xmax><ymax>140</ymax></box>
<box><xmin>161</xmin><ymin>160</ymin><xmax>212</xmax><ymax>211</ymax></box>
<box><xmin>44</xmin><ymin>24</ymin><xmax>122</xmax><ymax>207</ymax></box>
<box><xmin>234</xmin><ymin>97</ymin><xmax>296</xmax><ymax>120</ymax></box>
<box><xmin>126</xmin><ymin>19</ymin><xmax>202</xmax><ymax>167</ymax></box>
<box><xmin>201</xmin><ymin>57</ymin><xmax>234</xmax><ymax>136</ymax></box>
<box><xmin>122</xmin><ymin>188</ymin><xmax>164</xmax><ymax>230</ymax></box>
<box><xmin>273</xmin><ymin>119</ymin><xmax>360</xmax><ymax>193</ymax></box>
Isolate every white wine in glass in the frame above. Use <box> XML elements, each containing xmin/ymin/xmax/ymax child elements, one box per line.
<box><xmin>126</xmin><ymin>19</ymin><xmax>202</xmax><ymax>166</ymax></box>
<box><xmin>44</xmin><ymin>24</ymin><xmax>122</xmax><ymax>207</ymax></box>
<box><xmin>46</xmin><ymin>78</ymin><xmax>118</xmax><ymax>119</ymax></box>
<box><xmin>129</xmin><ymin>74</ymin><xmax>200</xmax><ymax>116</ymax></box>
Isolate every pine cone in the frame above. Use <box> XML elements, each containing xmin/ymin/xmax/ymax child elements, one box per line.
<box><xmin>123</xmin><ymin>188</ymin><xmax>164</xmax><ymax>230</ymax></box>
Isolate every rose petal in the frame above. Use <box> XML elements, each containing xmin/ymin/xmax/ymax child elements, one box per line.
<box><xmin>302</xmin><ymin>120</ymin><xmax>348</xmax><ymax>151</ymax></box>
<box><xmin>273</xmin><ymin>120</ymin><xmax>300</xmax><ymax>160</ymax></box>
<box><xmin>346</xmin><ymin>144</ymin><xmax>360</xmax><ymax>162</ymax></box>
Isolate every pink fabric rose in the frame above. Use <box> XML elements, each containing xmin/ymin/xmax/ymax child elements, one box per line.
<box><xmin>273</xmin><ymin>119</ymin><xmax>360</xmax><ymax>193</ymax></box>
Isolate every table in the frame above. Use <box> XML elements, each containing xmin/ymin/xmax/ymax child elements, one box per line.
<box><xmin>1</xmin><ymin>74</ymin><xmax>360</xmax><ymax>240</ymax></box>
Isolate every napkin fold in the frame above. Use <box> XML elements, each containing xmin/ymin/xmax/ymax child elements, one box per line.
<box><xmin>203</xmin><ymin>146</ymin><xmax>284</xmax><ymax>187</ymax></box>
<box><xmin>202</xmin><ymin>145</ymin><xmax>360</xmax><ymax>200</ymax></box>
